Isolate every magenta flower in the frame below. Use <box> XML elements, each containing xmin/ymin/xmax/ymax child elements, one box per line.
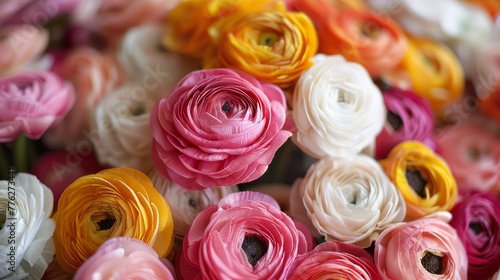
<box><xmin>449</xmin><ymin>192</ymin><xmax>500</xmax><ymax>279</ymax></box>
<box><xmin>0</xmin><ymin>72</ymin><xmax>75</xmax><ymax>142</ymax></box>
<box><xmin>73</xmin><ymin>237</ymin><xmax>175</xmax><ymax>280</ymax></box>
<box><xmin>286</xmin><ymin>241</ymin><xmax>381</xmax><ymax>279</ymax></box>
<box><xmin>1</xmin><ymin>0</ymin><xmax>81</xmax><ymax>25</ymax></box>
<box><xmin>375</xmin><ymin>87</ymin><xmax>435</xmax><ymax>159</ymax></box>
<box><xmin>177</xmin><ymin>191</ymin><xmax>313</xmax><ymax>280</ymax></box>
<box><xmin>151</xmin><ymin>69</ymin><xmax>292</xmax><ymax>190</ymax></box>
<box><xmin>375</xmin><ymin>218</ymin><xmax>468</xmax><ymax>280</ymax></box>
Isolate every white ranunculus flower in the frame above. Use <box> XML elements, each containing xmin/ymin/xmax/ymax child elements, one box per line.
<box><xmin>148</xmin><ymin>169</ymin><xmax>238</xmax><ymax>239</ymax></box>
<box><xmin>365</xmin><ymin>0</ymin><xmax>493</xmax><ymax>77</ymax></box>
<box><xmin>292</xmin><ymin>154</ymin><xmax>406</xmax><ymax>248</ymax></box>
<box><xmin>292</xmin><ymin>54</ymin><xmax>385</xmax><ymax>158</ymax></box>
<box><xmin>0</xmin><ymin>173</ymin><xmax>55</xmax><ymax>279</ymax></box>
<box><xmin>117</xmin><ymin>24</ymin><xmax>200</xmax><ymax>99</ymax></box>
<box><xmin>90</xmin><ymin>83</ymin><xmax>156</xmax><ymax>172</ymax></box>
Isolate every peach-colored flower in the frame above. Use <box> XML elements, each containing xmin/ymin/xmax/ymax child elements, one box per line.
<box><xmin>43</xmin><ymin>47</ymin><xmax>125</xmax><ymax>148</ymax></box>
<box><xmin>0</xmin><ymin>25</ymin><xmax>48</xmax><ymax>75</ymax></box>
<box><xmin>473</xmin><ymin>42</ymin><xmax>500</xmax><ymax>124</ymax></box>
<box><xmin>375</xmin><ymin>218</ymin><xmax>468</xmax><ymax>280</ymax></box>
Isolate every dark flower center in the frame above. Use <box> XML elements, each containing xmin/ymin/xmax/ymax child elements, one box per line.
<box><xmin>406</xmin><ymin>169</ymin><xmax>427</xmax><ymax>198</ymax></box>
<box><xmin>222</xmin><ymin>102</ymin><xmax>231</xmax><ymax>113</ymax></box>
<box><xmin>421</xmin><ymin>251</ymin><xmax>444</xmax><ymax>274</ymax></box>
<box><xmin>241</xmin><ymin>234</ymin><xmax>268</xmax><ymax>267</ymax></box>
<box><xmin>97</xmin><ymin>218</ymin><xmax>116</xmax><ymax>231</ymax></box>
<box><xmin>387</xmin><ymin>111</ymin><xmax>403</xmax><ymax>131</ymax></box>
<box><xmin>469</xmin><ymin>222</ymin><xmax>485</xmax><ymax>235</ymax></box>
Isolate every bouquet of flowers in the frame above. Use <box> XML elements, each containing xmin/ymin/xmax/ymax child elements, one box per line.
<box><xmin>1</xmin><ymin>0</ymin><xmax>500</xmax><ymax>279</ymax></box>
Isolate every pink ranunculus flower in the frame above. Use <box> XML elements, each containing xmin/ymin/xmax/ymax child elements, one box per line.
<box><xmin>0</xmin><ymin>72</ymin><xmax>75</xmax><ymax>143</ymax></box>
<box><xmin>42</xmin><ymin>47</ymin><xmax>125</xmax><ymax>148</ymax></box>
<box><xmin>0</xmin><ymin>0</ymin><xmax>31</xmax><ymax>23</ymax></box>
<box><xmin>435</xmin><ymin>118</ymin><xmax>500</xmax><ymax>194</ymax></box>
<box><xmin>0</xmin><ymin>25</ymin><xmax>49</xmax><ymax>76</ymax></box>
<box><xmin>148</xmin><ymin>168</ymin><xmax>238</xmax><ymax>239</ymax></box>
<box><xmin>1</xmin><ymin>0</ymin><xmax>81</xmax><ymax>25</ymax></box>
<box><xmin>449</xmin><ymin>192</ymin><xmax>500</xmax><ymax>279</ymax></box>
<box><xmin>375</xmin><ymin>218</ymin><xmax>468</xmax><ymax>280</ymax></box>
<box><xmin>286</xmin><ymin>241</ymin><xmax>382</xmax><ymax>279</ymax></box>
<box><xmin>178</xmin><ymin>191</ymin><xmax>313</xmax><ymax>280</ymax></box>
<box><xmin>73</xmin><ymin>237</ymin><xmax>175</xmax><ymax>280</ymax></box>
<box><xmin>151</xmin><ymin>69</ymin><xmax>293</xmax><ymax>190</ymax></box>
<box><xmin>376</xmin><ymin>87</ymin><xmax>435</xmax><ymax>159</ymax></box>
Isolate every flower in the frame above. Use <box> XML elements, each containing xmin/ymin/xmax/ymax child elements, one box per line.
<box><xmin>117</xmin><ymin>24</ymin><xmax>200</xmax><ymax>98</ymax></box>
<box><xmin>0</xmin><ymin>0</ymin><xmax>31</xmax><ymax>23</ymax></box>
<box><xmin>290</xmin><ymin>2</ymin><xmax>406</xmax><ymax>77</ymax></box>
<box><xmin>286</xmin><ymin>241</ymin><xmax>381</xmax><ymax>279</ymax></box>
<box><xmin>374</xmin><ymin>218</ymin><xmax>468</xmax><ymax>280</ymax></box>
<box><xmin>435</xmin><ymin>119</ymin><xmax>500</xmax><ymax>194</ymax></box>
<box><xmin>148</xmin><ymin>168</ymin><xmax>238</xmax><ymax>238</ymax></box>
<box><xmin>0</xmin><ymin>25</ymin><xmax>49</xmax><ymax>76</ymax></box>
<box><xmin>449</xmin><ymin>192</ymin><xmax>500</xmax><ymax>279</ymax></box>
<box><xmin>30</xmin><ymin>150</ymin><xmax>106</xmax><ymax>211</ymax></box>
<box><xmin>473</xmin><ymin>42</ymin><xmax>500</xmax><ymax>124</ymax></box>
<box><xmin>74</xmin><ymin>237</ymin><xmax>175</xmax><ymax>280</ymax></box>
<box><xmin>375</xmin><ymin>86</ymin><xmax>435</xmax><ymax>159</ymax></box>
<box><xmin>151</xmin><ymin>68</ymin><xmax>292</xmax><ymax>190</ymax></box>
<box><xmin>162</xmin><ymin>0</ymin><xmax>282</xmax><ymax>58</ymax></box>
<box><xmin>395</xmin><ymin>37</ymin><xmax>464</xmax><ymax>118</ymax></box>
<box><xmin>464</xmin><ymin>0</ymin><xmax>500</xmax><ymax>19</ymax></box>
<box><xmin>292</xmin><ymin>54</ymin><xmax>385</xmax><ymax>158</ymax></box>
<box><xmin>73</xmin><ymin>0</ymin><xmax>171</xmax><ymax>46</ymax></box>
<box><xmin>203</xmin><ymin>5</ymin><xmax>318</xmax><ymax>88</ymax></box>
<box><xmin>0</xmin><ymin>71</ymin><xmax>76</xmax><ymax>143</ymax></box>
<box><xmin>365</xmin><ymin>0</ymin><xmax>493</xmax><ymax>78</ymax></box>
<box><xmin>290</xmin><ymin>154</ymin><xmax>406</xmax><ymax>247</ymax></box>
<box><xmin>42</xmin><ymin>47</ymin><xmax>124</xmax><ymax>148</ymax></box>
<box><xmin>380</xmin><ymin>141</ymin><xmax>458</xmax><ymax>221</ymax></box>
<box><xmin>52</xmin><ymin>167</ymin><xmax>174</xmax><ymax>273</ymax></box>
<box><xmin>286</xmin><ymin>0</ymin><xmax>366</xmax><ymax>13</ymax></box>
<box><xmin>178</xmin><ymin>191</ymin><xmax>313</xmax><ymax>279</ymax></box>
<box><xmin>0</xmin><ymin>173</ymin><xmax>55</xmax><ymax>278</ymax></box>
<box><xmin>90</xmin><ymin>83</ymin><xmax>157</xmax><ymax>172</ymax></box>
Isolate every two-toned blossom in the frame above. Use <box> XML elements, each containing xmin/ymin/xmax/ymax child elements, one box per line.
<box><xmin>53</xmin><ymin>168</ymin><xmax>174</xmax><ymax>273</ymax></box>
<box><xmin>151</xmin><ymin>69</ymin><xmax>292</xmax><ymax>190</ymax></box>
<box><xmin>292</xmin><ymin>54</ymin><xmax>385</xmax><ymax>158</ymax></box>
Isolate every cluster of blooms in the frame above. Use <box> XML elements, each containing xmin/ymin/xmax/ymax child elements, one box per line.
<box><xmin>0</xmin><ymin>0</ymin><xmax>500</xmax><ymax>279</ymax></box>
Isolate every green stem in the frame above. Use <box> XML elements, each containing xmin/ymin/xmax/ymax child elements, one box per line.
<box><xmin>14</xmin><ymin>134</ymin><xmax>27</xmax><ymax>173</ymax></box>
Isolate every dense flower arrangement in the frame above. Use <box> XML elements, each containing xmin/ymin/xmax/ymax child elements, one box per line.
<box><xmin>0</xmin><ymin>0</ymin><xmax>499</xmax><ymax>279</ymax></box>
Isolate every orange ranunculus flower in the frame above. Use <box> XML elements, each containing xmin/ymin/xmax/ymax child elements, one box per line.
<box><xmin>286</xmin><ymin>0</ymin><xmax>365</xmax><ymax>16</ymax></box>
<box><xmin>203</xmin><ymin>7</ymin><xmax>318</xmax><ymax>88</ymax></box>
<box><xmin>380</xmin><ymin>141</ymin><xmax>458</xmax><ymax>221</ymax></box>
<box><xmin>292</xmin><ymin>3</ymin><xmax>406</xmax><ymax>77</ymax></box>
<box><xmin>397</xmin><ymin>37</ymin><xmax>464</xmax><ymax>119</ymax></box>
<box><xmin>163</xmin><ymin>0</ymin><xmax>281</xmax><ymax>58</ymax></box>
<box><xmin>52</xmin><ymin>167</ymin><xmax>174</xmax><ymax>273</ymax></box>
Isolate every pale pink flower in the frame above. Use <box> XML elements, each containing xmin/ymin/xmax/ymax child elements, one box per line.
<box><xmin>73</xmin><ymin>237</ymin><xmax>175</xmax><ymax>280</ymax></box>
<box><xmin>178</xmin><ymin>191</ymin><xmax>313</xmax><ymax>280</ymax></box>
<box><xmin>151</xmin><ymin>69</ymin><xmax>292</xmax><ymax>190</ymax></box>
<box><xmin>286</xmin><ymin>241</ymin><xmax>382</xmax><ymax>279</ymax></box>
<box><xmin>1</xmin><ymin>0</ymin><xmax>81</xmax><ymax>25</ymax></box>
<box><xmin>42</xmin><ymin>47</ymin><xmax>124</xmax><ymax>148</ymax></box>
<box><xmin>0</xmin><ymin>72</ymin><xmax>75</xmax><ymax>142</ymax></box>
<box><xmin>0</xmin><ymin>25</ymin><xmax>49</xmax><ymax>75</ymax></box>
<box><xmin>375</xmin><ymin>218</ymin><xmax>468</xmax><ymax>280</ymax></box>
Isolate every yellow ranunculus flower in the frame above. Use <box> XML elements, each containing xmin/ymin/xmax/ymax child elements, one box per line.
<box><xmin>163</xmin><ymin>0</ymin><xmax>281</xmax><ymax>58</ymax></box>
<box><xmin>53</xmin><ymin>168</ymin><xmax>174</xmax><ymax>273</ymax></box>
<box><xmin>399</xmin><ymin>37</ymin><xmax>464</xmax><ymax>119</ymax></box>
<box><xmin>380</xmin><ymin>141</ymin><xmax>458</xmax><ymax>221</ymax></box>
<box><xmin>203</xmin><ymin>6</ymin><xmax>318</xmax><ymax>88</ymax></box>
